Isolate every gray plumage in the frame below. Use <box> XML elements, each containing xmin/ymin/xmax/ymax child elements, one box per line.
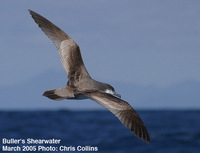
<box><xmin>29</xmin><ymin>10</ymin><xmax>150</xmax><ymax>143</ymax></box>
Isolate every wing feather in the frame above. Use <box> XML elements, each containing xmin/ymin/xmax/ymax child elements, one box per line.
<box><xmin>85</xmin><ymin>91</ymin><xmax>150</xmax><ymax>143</ymax></box>
<box><xmin>29</xmin><ymin>10</ymin><xmax>90</xmax><ymax>84</ymax></box>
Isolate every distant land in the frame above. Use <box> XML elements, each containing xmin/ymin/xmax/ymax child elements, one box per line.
<box><xmin>1</xmin><ymin>70</ymin><xmax>200</xmax><ymax>110</ymax></box>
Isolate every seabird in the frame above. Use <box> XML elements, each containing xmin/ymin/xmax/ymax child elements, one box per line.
<box><xmin>29</xmin><ymin>10</ymin><xmax>150</xmax><ymax>143</ymax></box>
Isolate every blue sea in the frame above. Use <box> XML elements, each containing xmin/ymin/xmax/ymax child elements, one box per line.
<box><xmin>0</xmin><ymin>110</ymin><xmax>200</xmax><ymax>153</ymax></box>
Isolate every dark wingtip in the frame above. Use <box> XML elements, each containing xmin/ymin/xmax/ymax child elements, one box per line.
<box><xmin>144</xmin><ymin>134</ymin><xmax>150</xmax><ymax>143</ymax></box>
<box><xmin>140</xmin><ymin>126</ymin><xmax>150</xmax><ymax>143</ymax></box>
<box><xmin>130</xmin><ymin>116</ymin><xmax>150</xmax><ymax>143</ymax></box>
<box><xmin>142</xmin><ymin>127</ymin><xmax>150</xmax><ymax>143</ymax></box>
<box><xmin>28</xmin><ymin>9</ymin><xmax>37</xmax><ymax>19</ymax></box>
<box><xmin>28</xmin><ymin>9</ymin><xmax>33</xmax><ymax>14</ymax></box>
<box><xmin>147</xmin><ymin>133</ymin><xmax>151</xmax><ymax>143</ymax></box>
<box><xmin>28</xmin><ymin>9</ymin><xmax>39</xmax><ymax>17</ymax></box>
<box><xmin>133</xmin><ymin>128</ymin><xmax>150</xmax><ymax>143</ymax></box>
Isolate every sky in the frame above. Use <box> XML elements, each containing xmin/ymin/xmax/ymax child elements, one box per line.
<box><xmin>1</xmin><ymin>0</ymin><xmax>200</xmax><ymax>110</ymax></box>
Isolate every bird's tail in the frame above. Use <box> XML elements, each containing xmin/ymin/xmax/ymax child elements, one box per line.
<box><xmin>43</xmin><ymin>86</ymin><xmax>75</xmax><ymax>101</ymax></box>
<box><xmin>43</xmin><ymin>89</ymin><xmax>65</xmax><ymax>101</ymax></box>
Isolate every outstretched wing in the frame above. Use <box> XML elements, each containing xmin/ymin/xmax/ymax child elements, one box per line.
<box><xmin>29</xmin><ymin>10</ymin><xmax>90</xmax><ymax>84</ymax></box>
<box><xmin>85</xmin><ymin>91</ymin><xmax>150</xmax><ymax>143</ymax></box>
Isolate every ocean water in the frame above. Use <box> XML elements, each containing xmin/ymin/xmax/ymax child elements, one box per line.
<box><xmin>0</xmin><ymin>110</ymin><xmax>200</xmax><ymax>153</ymax></box>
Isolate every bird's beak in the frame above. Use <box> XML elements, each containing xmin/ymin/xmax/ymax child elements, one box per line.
<box><xmin>105</xmin><ymin>89</ymin><xmax>121</xmax><ymax>98</ymax></box>
<box><xmin>114</xmin><ymin>92</ymin><xmax>121</xmax><ymax>98</ymax></box>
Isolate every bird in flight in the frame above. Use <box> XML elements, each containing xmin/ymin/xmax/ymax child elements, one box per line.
<box><xmin>29</xmin><ymin>10</ymin><xmax>150</xmax><ymax>143</ymax></box>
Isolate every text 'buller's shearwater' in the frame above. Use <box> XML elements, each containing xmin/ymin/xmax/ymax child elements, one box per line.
<box><xmin>29</xmin><ymin>10</ymin><xmax>150</xmax><ymax>143</ymax></box>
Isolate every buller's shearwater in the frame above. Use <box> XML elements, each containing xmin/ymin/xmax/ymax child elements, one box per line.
<box><xmin>29</xmin><ymin>10</ymin><xmax>150</xmax><ymax>143</ymax></box>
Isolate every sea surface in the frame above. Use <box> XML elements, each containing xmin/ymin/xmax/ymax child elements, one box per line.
<box><xmin>0</xmin><ymin>110</ymin><xmax>200</xmax><ymax>153</ymax></box>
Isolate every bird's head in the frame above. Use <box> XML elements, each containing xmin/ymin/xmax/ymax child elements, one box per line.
<box><xmin>103</xmin><ymin>84</ymin><xmax>121</xmax><ymax>98</ymax></box>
